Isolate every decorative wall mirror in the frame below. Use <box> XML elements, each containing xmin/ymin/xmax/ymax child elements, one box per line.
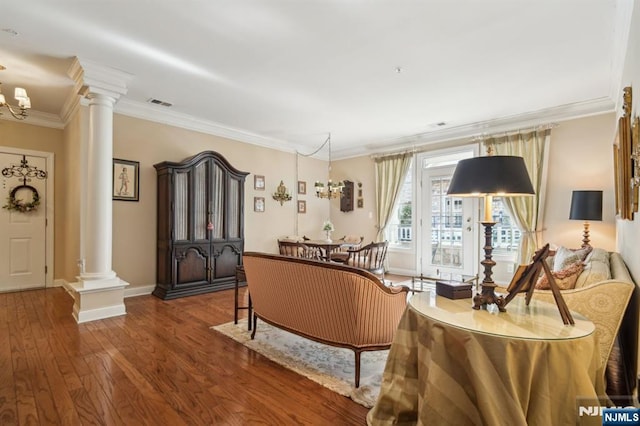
<box><xmin>615</xmin><ymin>86</ymin><xmax>634</xmax><ymax>220</ymax></box>
<box><xmin>631</xmin><ymin>115</ymin><xmax>639</xmax><ymax>214</ymax></box>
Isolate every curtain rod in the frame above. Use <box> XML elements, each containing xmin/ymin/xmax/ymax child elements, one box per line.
<box><xmin>371</xmin><ymin>149</ymin><xmax>415</xmax><ymax>161</ymax></box>
<box><xmin>371</xmin><ymin>122</ymin><xmax>559</xmax><ymax>159</ymax></box>
<box><xmin>472</xmin><ymin>123</ymin><xmax>558</xmax><ymax>142</ymax></box>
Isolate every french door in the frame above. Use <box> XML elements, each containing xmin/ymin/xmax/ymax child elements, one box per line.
<box><xmin>420</xmin><ymin>164</ymin><xmax>477</xmax><ymax>277</ymax></box>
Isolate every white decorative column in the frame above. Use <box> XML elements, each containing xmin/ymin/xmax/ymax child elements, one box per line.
<box><xmin>68</xmin><ymin>58</ymin><xmax>133</xmax><ymax>323</ymax></box>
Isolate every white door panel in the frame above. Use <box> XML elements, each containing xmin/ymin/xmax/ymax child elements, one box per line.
<box><xmin>0</xmin><ymin>152</ymin><xmax>47</xmax><ymax>292</ymax></box>
<box><xmin>420</xmin><ymin>165</ymin><xmax>476</xmax><ymax>277</ymax></box>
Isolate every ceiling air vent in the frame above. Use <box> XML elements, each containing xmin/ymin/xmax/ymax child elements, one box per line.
<box><xmin>147</xmin><ymin>98</ymin><xmax>172</xmax><ymax>107</ymax></box>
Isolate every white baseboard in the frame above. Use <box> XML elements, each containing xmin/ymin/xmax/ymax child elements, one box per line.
<box><xmin>73</xmin><ymin>304</ymin><xmax>127</xmax><ymax>324</ymax></box>
<box><xmin>61</xmin><ymin>280</ymin><xmax>75</xmax><ymax>296</ymax></box>
<box><xmin>387</xmin><ymin>267</ymin><xmax>416</xmax><ymax>276</ymax></box>
<box><xmin>124</xmin><ymin>285</ymin><xmax>155</xmax><ymax>298</ymax></box>
<box><xmin>59</xmin><ymin>279</ymin><xmax>153</xmax><ymax>299</ymax></box>
<box><xmin>52</xmin><ymin>279</ymin><xmax>66</xmax><ymax>288</ymax></box>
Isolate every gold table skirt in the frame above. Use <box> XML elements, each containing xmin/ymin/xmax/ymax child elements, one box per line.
<box><xmin>367</xmin><ymin>298</ymin><xmax>605</xmax><ymax>426</ymax></box>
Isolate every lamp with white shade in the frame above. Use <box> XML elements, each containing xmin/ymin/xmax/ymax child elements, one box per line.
<box><xmin>0</xmin><ymin>65</ymin><xmax>31</xmax><ymax>120</ymax></box>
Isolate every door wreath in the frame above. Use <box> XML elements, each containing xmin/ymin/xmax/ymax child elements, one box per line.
<box><xmin>3</xmin><ymin>184</ymin><xmax>40</xmax><ymax>213</ymax></box>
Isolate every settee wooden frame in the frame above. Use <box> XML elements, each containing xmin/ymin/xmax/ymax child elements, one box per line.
<box><xmin>243</xmin><ymin>252</ymin><xmax>409</xmax><ymax>388</ymax></box>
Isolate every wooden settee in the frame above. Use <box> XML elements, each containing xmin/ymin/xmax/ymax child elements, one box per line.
<box><xmin>242</xmin><ymin>252</ymin><xmax>409</xmax><ymax>387</ymax></box>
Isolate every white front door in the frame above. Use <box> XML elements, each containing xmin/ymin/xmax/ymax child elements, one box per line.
<box><xmin>0</xmin><ymin>152</ymin><xmax>47</xmax><ymax>292</ymax></box>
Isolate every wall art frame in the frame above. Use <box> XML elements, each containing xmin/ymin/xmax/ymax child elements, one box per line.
<box><xmin>298</xmin><ymin>180</ymin><xmax>306</xmax><ymax>195</ymax></box>
<box><xmin>113</xmin><ymin>158</ymin><xmax>139</xmax><ymax>201</ymax></box>
<box><xmin>631</xmin><ymin>115</ymin><xmax>639</xmax><ymax>214</ymax></box>
<box><xmin>254</xmin><ymin>175</ymin><xmax>265</xmax><ymax>191</ymax></box>
<box><xmin>616</xmin><ymin>86</ymin><xmax>633</xmax><ymax>220</ymax></box>
<box><xmin>254</xmin><ymin>196</ymin><xmax>265</xmax><ymax>212</ymax></box>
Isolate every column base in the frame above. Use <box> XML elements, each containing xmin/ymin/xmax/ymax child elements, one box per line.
<box><xmin>69</xmin><ymin>276</ymin><xmax>129</xmax><ymax>323</ymax></box>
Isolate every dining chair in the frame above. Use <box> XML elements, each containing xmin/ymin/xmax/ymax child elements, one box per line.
<box><xmin>329</xmin><ymin>235</ymin><xmax>364</xmax><ymax>263</ymax></box>
<box><xmin>345</xmin><ymin>241</ymin><xmax>389</xmax><ymax>280</ymax></box>
<box><xmin>277</xmin><ymin>240</ymin><xmax>322</xmax><ymax>260</ymax></box>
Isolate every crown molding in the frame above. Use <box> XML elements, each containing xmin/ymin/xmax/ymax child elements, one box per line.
<box><xmin>114</xmin><ymin>96</ymin><xmax>615</xmax><ymax>160</ymax></box>
<box><xmin>4</xmin><ymin>95</ymin><xmax>615</xmax><ymax>159</ymax></box>
<box><xmin>333</xmin><ymin>97</ymin><xmax>616</xmax><ymax>159</ymax></box>
<box><xmin>609</xmin><ymin>0</ymin><xmax>635</xmax><ymax>112</ymax></box>
<box><xmin>114</xmin><ymin>98</ymin><xmax>302</xmax><ymax>153</ymax></box>
<box><xmin>0</xmin><ymin>109</ymin><xmax>64</xmax><ymax>129</ymax></box>
<box><xmin>70</xmin><ymin>57</ymin><xmax>133</xmax><ymax>101</ymax></box>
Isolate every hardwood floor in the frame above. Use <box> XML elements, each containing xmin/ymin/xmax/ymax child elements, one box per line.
<box><xmin>0</xmin><ymin>286</ymin><xmax>371</xmax><ymax>425</ymax></box>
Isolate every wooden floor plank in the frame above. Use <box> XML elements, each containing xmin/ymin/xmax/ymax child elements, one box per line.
<box><xmin>0</xmin><ymin>318</ymin><xmax>18</xmax><ymax>426</ymax></box>
<box><xmin>0</xmin><ymin>286</ymin><xmax>379</xmax><ymax>425</ymax></box>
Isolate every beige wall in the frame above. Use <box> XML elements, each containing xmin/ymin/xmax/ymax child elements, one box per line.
<box><xmin>1</xmin><ymin>107</ymin><xmax>626</xmax><ymax>288</ymax></box>
<box><xmin>111</xmin><ymin>114</ymin><xmax>329</xmax><ymax>287</ymax></box>
<box><xmin>0</xmin><ymin>120</ymin><xmax>67</xmax><ymax>281</ymax></box>
<box><xmin>330</xmin><ymin>155</ymin><xmax>378</xmax><ymax>243</ymax></box>
<box><xmin>333</xmin><ymin>113</ymin><xmax>620</xmax><ymax>278</ymax></box>
<box><xmin>4</xmin><ymin>41</ymin><xmax>637</xmax><ymax>289</ymax></box>
<box><xmin>543</xmin><ymin>113</ymin><xmax>617</xmax><ymax>251</ymax></box>
<box><xmin>617</xmin><ymin>2</ymin><xmax>640</xmax><ymax>284</ymax></box>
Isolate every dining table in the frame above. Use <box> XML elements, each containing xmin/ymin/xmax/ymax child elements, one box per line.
<box><xmin>303</xmin><ymin>239</ymin><xmax>349</xmax><ymax>261</ymax></box>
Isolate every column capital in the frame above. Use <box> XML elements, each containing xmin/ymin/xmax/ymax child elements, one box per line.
<box><xmin>69</xmin><ymin>56</ymin><xmax>134</xmax><ymax>102</ymax></box>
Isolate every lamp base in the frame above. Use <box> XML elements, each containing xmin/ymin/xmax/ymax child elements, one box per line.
<box><xmin>581</xmin><ymin>221</ymin><xmax>591</xmax><ymax>248</ymax></box>
<box><xmin>473</xmin><ymin>286</ymin><xmax>506</xmax><ymax>311</ymax></box>
<box><xmin>473</xmin><ymin>221</ymin><xmax>506</xmax><ymax>312</ymax></box>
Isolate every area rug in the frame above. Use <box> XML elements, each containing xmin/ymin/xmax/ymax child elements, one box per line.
<box><xmin>212</xmin><ymin>319</ymin><xmax>387</xmax><ymax>408</ymax></box>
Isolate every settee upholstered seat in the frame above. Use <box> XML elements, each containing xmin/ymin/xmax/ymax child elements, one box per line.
<box><xmin>500</xmin><ymin>249</ymin><xmax>636</xmax><ymax>397</ymax></box>
<box><xmin>242</xmin><ymin>251</ymin><xmax>409</xmax><ymax>387</ymax></box>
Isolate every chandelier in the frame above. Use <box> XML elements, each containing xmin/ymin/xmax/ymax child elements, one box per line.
<box><xmin>0</xmin><ymin>65</ymin><xmax>31</xmax><ymax>120</ymax></box>
<box><xmin>314</xmin><ymin>133</ymin><xmax>344</xmax><ymax>199</ymax></box>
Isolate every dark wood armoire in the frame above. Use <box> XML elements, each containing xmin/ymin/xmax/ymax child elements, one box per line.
<box><xmin>153</xmin><ymin>151</ymin><xmax>248</xmax><ymax>299</ymax></box>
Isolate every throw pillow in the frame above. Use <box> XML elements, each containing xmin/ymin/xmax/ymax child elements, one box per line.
<box><xmin>552</xmin><ymin>246</ymin><xmax>582</xmax><ymax>272</ymax></box>
<box><xmin>570</xmin><ymin>246</ymin><xmax>593</xmax><ymax>261</ymax></box>
<box><xmin>535</xmin><ymin>261</ymin><xmax>584</xmax><ymax>290</ymax></box>
<box><xmin>585</xmin><ymin>248</ymin><xmax>610</xmax><ymax>266</ymax></box>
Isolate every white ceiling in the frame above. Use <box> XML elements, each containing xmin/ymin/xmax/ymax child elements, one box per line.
<box><xmin>0</xmin><ymin>1</ymin><xmax>629</xmax><ymax>158</ymax></box>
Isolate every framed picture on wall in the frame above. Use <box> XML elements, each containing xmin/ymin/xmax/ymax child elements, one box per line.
<box><xmin>632</xmin><ymin>115</ymin><xmax>639</xmax><ymax>214</ymax></box>
<box><xmin>113</xmin><ymin>158</ymin><xmax>139</xmax><ymax>201</ymax></box>
<box><xmin>254</xmin><ymin>175</ymin><xmax>265</xmax><ymax>190</ymax></box>
<box><xmin>254</xmin><ymin>197</ymin><xmax>265</xmax><ymax>212</ymax></box>
<box><xmin>298</xmin><ymin>181</ymin><xmax>306</xmax><ymax>195</ymax></box>
<box><xmin>614</xmin><ymin>143</ymin><xmax>620</xmax><ymax>216</ymax></box>
<box><xmin>616</xmin><ymin>86</ymin><xmax>634</xmax><ymax>220</ymax></box>
<box><xmin>297</xmin><ymin>200</ymin><xmax>306</xmax><ymax>214</ymax></box>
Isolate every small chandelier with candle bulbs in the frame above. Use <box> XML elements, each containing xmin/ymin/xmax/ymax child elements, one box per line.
<box><xmin>0</xmin><ymin>65</ymin><xmax>31</xmax><ymax>120</ymax></box>
<box><xmin>314</xmin><ymin>133</ymin><xmax>344</xmax><ymax>199</ymax></box>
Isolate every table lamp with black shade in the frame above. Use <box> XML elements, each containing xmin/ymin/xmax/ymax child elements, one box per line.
<box><xmin>569</xmin><ymin>190</ymin><xmax>603</xmax><ymax>248</ymax></box>
<box><xmin>447</xmin><ymin>155</ymin><xmax>535</xmax><ymax>311</ymax></box>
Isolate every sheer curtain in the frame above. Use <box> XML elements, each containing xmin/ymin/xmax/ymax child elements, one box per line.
<box><xmin>485</xmin><ymin>129</ymin><xmax>551</xmax><ymax>263</ymax></box>
<box><xmin>374</xmin><ymin>152</ymin><xmax>413</xmax><ymax>241</ymax></box>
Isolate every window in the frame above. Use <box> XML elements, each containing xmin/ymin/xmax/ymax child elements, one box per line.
<box><xmin>491</xmin><ymin>197</ymin><xmax>521</xmax><ymax>254</ymax></box>
<box><xmin>385</xmin><ymin>162</ymin><xmax>413</xmax><ymax>247</ymax></box>
<box><xmin>430</xmin><ymin>177</ymin><xmax>463</xmax><ymax>268</ymax></box>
